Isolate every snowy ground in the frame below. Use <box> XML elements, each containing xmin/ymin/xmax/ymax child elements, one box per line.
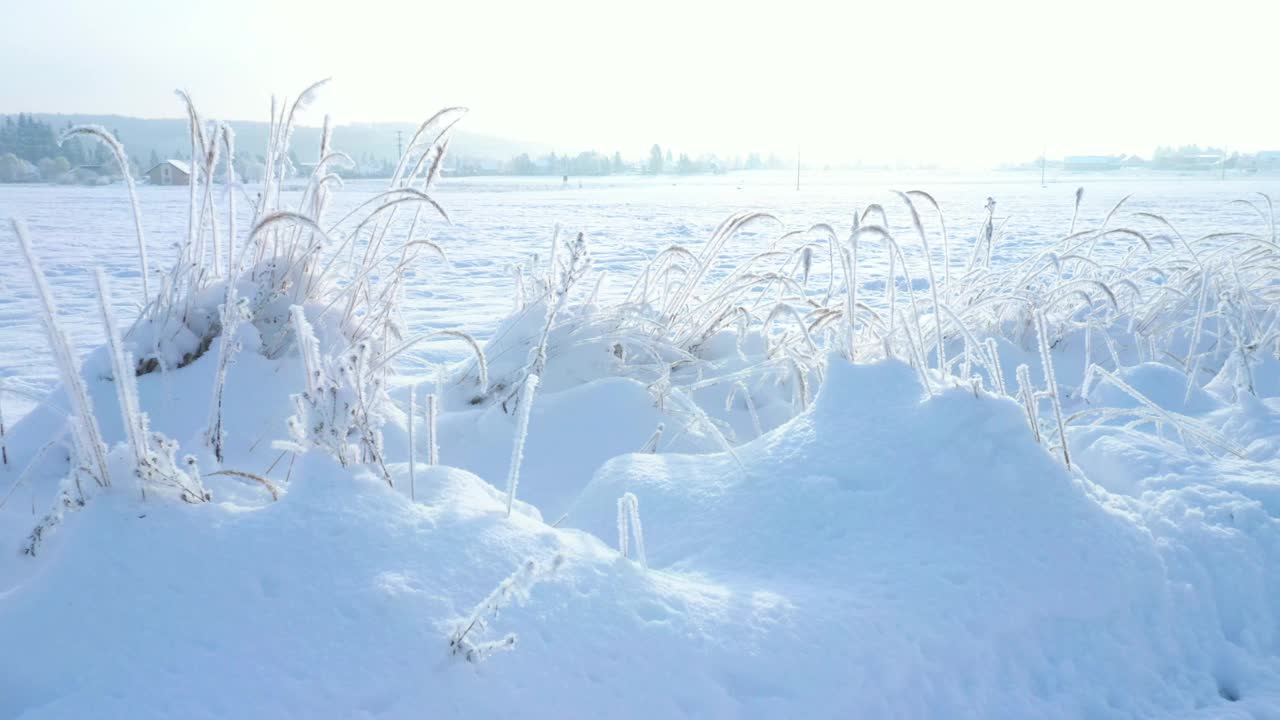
<box><xmin>3</xmin><ymin>171</ymin><xmax>1280</xmax><ymax>719</ymax></box>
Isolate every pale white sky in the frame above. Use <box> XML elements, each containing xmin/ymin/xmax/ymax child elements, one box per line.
<box><xmin>3</xmin><ymin>0</ymin><xmax>1278</xmax><ymax>165</ymax></box>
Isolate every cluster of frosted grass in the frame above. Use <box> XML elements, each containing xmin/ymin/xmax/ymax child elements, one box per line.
<box><xmin>451</xmin><ymin>188</ymin><xmax>1272</xmax><ymax>470</ymax></box>
<box><xmin>7</xmin><ymin>81</ymin><xmax>476</xmax><ymax>533</ymax></box>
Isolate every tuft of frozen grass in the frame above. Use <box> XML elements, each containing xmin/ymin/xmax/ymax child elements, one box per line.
<box><xmin>96</xmin><ymin>84</ymin><xmax>464</xmax><ymax>392</ymax></box>
<box><xmin>95</xmin><ymin>269</ymin><xmax>209</xmax><ymax>503</ymax></box>
<box><xmin>896</xmin><ymin>191</ymin><xmax>946</xmax><ymax>377</ymax></box>
<box><xmin>13</xmin><ymin>220</ymin><xmax>111</xmax><ymax>494</ymax></box>
<box><xmin>281</xmin><ymin>305</ymin><xmax>391</xmax><ymax>480</ymax></box>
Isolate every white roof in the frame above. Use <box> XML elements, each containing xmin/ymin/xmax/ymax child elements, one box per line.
<box><xmin>148</xmin><ymin>159</ymin><xmax>191</xmax><ymax>175</ymax></box>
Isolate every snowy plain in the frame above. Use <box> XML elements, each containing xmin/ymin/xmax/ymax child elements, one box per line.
<box><xmin>2</xmin><ymin>169</ymin><xmax>1280</xmax><ymax>719</ymax></box>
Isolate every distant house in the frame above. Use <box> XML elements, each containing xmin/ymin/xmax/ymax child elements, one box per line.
<box><xmin>1064</xmin><ymin>155</ymin><xmax>1123</xmax><ymax>171</ymax></box>
<box><xmin>147</xmin><ymin>160</ymin><xmax>191</xmax><ymax>186</ymax></box>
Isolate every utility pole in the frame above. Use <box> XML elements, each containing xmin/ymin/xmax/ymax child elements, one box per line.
<box><xmin>396</xmin><ymin>130</ymin><xmax>404</xmax><ymax>160</ymax></box>
<box><xmin>1040</xmin><ymin>144</ymin><xmax>1047</xmax><ymax>188</ymax></box>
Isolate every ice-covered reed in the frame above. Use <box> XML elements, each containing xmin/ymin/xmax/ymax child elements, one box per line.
<box><xmin>640</xmin><ymin>423</ymin><xmax>665</xmax><ymax>453</ymax></box>
<box><xmin>408</xmin><ymin>384</ymin><xmax>417</xmax><ymax>502</ymax></box>
<box><xmin>1033</xmin><ymin>310</ymin><xmax>1071</xmax><ymax>469</ymax></box>
<box><xmin>505</xmin><ymin>374</ymin><xmax>540</xmax><ymax>517</ymax></box>
<box><xmin>425</xmin><ymin>392</ymin><xmax>439</xmax><ymax>466</ymax></box>
<box><xmin>449</xmin><ymin>553</ymin><xmax>565</xmax><ymax>663</ymax></box>
<box><xmin>616</xmin><ymin>492</ymin><xmax>647</xmax><ymax>568</ymax></box>
<box><xmin>13</xmin><ymin>220</ymin><xmax>111</xmax><ymax>495</ymax></box>
<box><xmin>0</xmin><ymin>382</ymin><xmax>8</xmax><ymax>469</ymax></box>
<box><xmin>59</xmin><ymin>126</ymin><xmax>150</xmax><ymax>304</ymax></box>
<box><xmin>205</xmin><ymin>282</ymin><xmax>244</xmax><ymax>463</ymax></box>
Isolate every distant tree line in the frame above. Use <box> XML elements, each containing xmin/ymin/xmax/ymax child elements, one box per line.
<box><xmin>473</xmin><ymin>145</ymin><xmax>789</xmax><ymax>178</ymax></box>
<box><xmin>1013</xmin><ymin>144</ymin><xmax>1280</xmax><ymax>173</ymax></box>
<box><xmin>1150</xmin><ymin>145</ymin><xmax>1237</xmax><ymax>170</ymax></box>
<box><xmin>0</xmin><ymin>114</ymin><xmax>138</xmax><ymax>184</ymax></box>
<box><xmin>642</xmin><ymin>145</ymin><xmax>788</xmax><ymax>175</ymax></box>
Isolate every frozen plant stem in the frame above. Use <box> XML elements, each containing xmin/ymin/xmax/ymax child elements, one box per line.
<box><xmin>0</xmin><ymin>384</ymin><xmax>7</xmax><ymax>468</ymax></box>
<box><xmin>1016</xmin><ymin>364</ymin><xmax>1040</xmax><ymax>444</ymax></box>
<box><xmin>616</xmin><ymin>492</ymin><xmax>647</xmax><ymax>568</ymax></box>
<box><xmin>60</xmin><ymin>126</ymin><xmax>150</xmax><ymax>305</ymax></box>
<box><xmin>505</xmin><ymin>374</ymin><xmax>540</xmax><ymax>517</ymax></box>
<box><xmin>641</xmin><ymin>423</ymin><xmax>664</xmax><ymax>453</ymax></box>
<box><xmin>408</xmin><ymin>384</ymin><xmax>416</xmax><ymax>502</ymax></box>
<box><xmin>426</xmin><ymin>393</ymin><xmax>439</xmax><ymax>466</ymax></box>
<box><xmin>1033</xmin><ymin>310</ymin><xmax>1071</xmax><ymax>469</ymax></box>
<box><xmin>93</xmin><ymin>269</ymin><xmax>147</xmax><ymax>499</ymax></box>
<box><xmin>205</xmin><ymin>282</ymin><xmax>242</xmax><ymax>463</ymax></box>
<box><xmin>449</xmin><ymin>553</ymin><xmax>565</xmax><ymax>663</ymax></box>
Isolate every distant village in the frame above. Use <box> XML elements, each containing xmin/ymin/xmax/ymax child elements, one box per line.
<box><xmin>0</xmin><ymin>113</ymin><xmax>785</xmax><ymax>185</ymax></box>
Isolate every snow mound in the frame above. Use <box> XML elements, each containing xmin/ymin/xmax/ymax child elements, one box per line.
<box><xmin>565</xmin><ymin>358</ymin><xmax>1280</xmax><ymax>716</ymax></box>
<box><xmin>431</xmin><ymin>376</ymin><xmax>717</xmax><ymax>521</ymax></box>
<box><xmin>0</xmin><ymin>453</ymin><xmax>694</xmax><ymax>718</ymax></box>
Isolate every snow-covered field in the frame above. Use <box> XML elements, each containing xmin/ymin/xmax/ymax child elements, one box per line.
<box><xmin>3</xmin><ymin>163</ymin><xmax>1280</xmax><ymax>719</ymax></box>
<box><xmin>0</xmin><ymin>173</ymin><xmax>1272</xmax><ymax>419</ymax></box>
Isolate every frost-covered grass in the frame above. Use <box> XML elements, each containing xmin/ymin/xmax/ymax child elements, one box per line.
<box><xmin>3</xmin><ymin>84</ymin><xmax>1280</xmax><ymax>718</ymax></box>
